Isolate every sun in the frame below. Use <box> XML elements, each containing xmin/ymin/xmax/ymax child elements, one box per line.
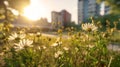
<box><xmin>23</xmin><ymin>0</ymin><xmax>47</xmax><ymax>21</ymax></box>
<box><xmin>23</xmin><ymin>6</ymin><xmax>40</xmax><ymax>21</ymax></box>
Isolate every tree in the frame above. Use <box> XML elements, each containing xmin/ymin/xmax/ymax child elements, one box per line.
<box><xmin>97</xmin><ymin>0</ymin><xmax>120</xmax><ymax>14</ymax></box>
<box><xmin>0</xmin><ymin>0</ymin><xmax>30</xmax><ymax>29</ymax></box>
<box><xmin>8</xmin><ymin>0</ymin><xmax>30</xmax><ymax>12</ymax></box>
<box><xmin>0</xmin><ymin>0</ymin><xmax>30</xmax><ymax>44</ymax></box>
<box><xmin>0</xmin><ymin>0</ymin><xmax>30</xmax><ymax>20</ymax></box>
<box><xmin>90</xmin><ymin>14</ymin><xmax>120</xmax><ymax>30</ymax></box>
<box><xmin>0</xmin><ymin>0</ymin><xmax>30</xmax><ymax>35</ymax></box>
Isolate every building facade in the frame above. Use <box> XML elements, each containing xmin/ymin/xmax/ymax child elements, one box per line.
<box><xmin>61</xmin><ymin>10</ymin><xmax>71</xmax><ymax>27</ymax></box>
<box><xmin>51</xmin><ymin>11</ymin><xmax>63</xmax><ymax>29</ymax></box>
<box><xmin>51</xmin><ymin>10</ymin><xmax>71</xmax><ymax>29</ymax></box>
<box><xmin>78</xmin><ymin>0</ymin><xmax>84</xmax><ymax>23</ymax></box>
<box><xmin>78</xmin><ymin>0</ymin><xmax>100</xmax><ymax>24</ymax></box>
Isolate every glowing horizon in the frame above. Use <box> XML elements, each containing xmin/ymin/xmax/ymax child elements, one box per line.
<box><xmin>23</xmin><ymin>0</ymin><xmax>48</xmax><ymax>21</ymax></box>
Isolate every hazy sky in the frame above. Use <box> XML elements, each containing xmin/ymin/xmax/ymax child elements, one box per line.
<box><xmin>30</xmin><ymin>0</ymin><xmax>78</xmax><ymax>23</ymax></box>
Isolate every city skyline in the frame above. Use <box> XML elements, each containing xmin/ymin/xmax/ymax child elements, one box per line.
<box><xmin>78</xmin><ymin>0</ymin><xmax>101</xmax><ymax>24</ymax></box>
<box><xmin>22</xmin><ymin>0</ymin><xmax>105</xmax><ymax>24</ymax></box>
<box><xmin>23</xmin><ymin>0</ymin><xmax>77</xmax><ymax>23</ymax></box>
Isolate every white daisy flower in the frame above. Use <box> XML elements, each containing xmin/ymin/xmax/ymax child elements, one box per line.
<box><xmin>82</xmin><ymin>23</ymin><xmax>98</xmax><ymax>32</ymax></box>
<box><xmin>51</xmin><ymin>41</ymin><xmax>62</xmax><ymax>47</ymax></box>
<box><xmin>36</xmin><ymin>32</ymin><xmax>41</xmax><ymax>37</ymax></box>
<box><xmin>29</xmin><ymin>33</ymin><xmax>34</xmax><ymax>36</ymax></box>
<box><xmin>51</xmin><ymin>37</ymin><xmax>62</xmax><ymax>47</ymax></box>
<box><xmin>38</xmin><ymin>46</ymin><xmax>41</xmax><ymax>50</ymax></box>
<box><xmin>8</xmin><ymin>33</ymin><xmax>18</xmax><ymax>40</ymax></box>
<box><xmin>58</xmin><ymin>41</ymin><xmax>62</xmax><ymax>45</ymax></box>
<box><xmin>8</xmin><ymin>32</ymin><xmax>26</xmax><ymax>41</ymax></box>
<box><xmin>54</xmin><ymin>51</ymin><xmax>63</xmax><ymax>58</ymax></box>
<box><xmin>36</xmin><ymin>32</ymin><xmax>41</xmax><ymax>35</ymax></box>
<box><xmin>14</xmin><ymin>39</ymin><xmax>33</xmax><ymax>51</ymax></box>
<box><xmin>42</xmin><ymin>46</ymin><xmax>46</xmax><ymax>49</ymax></box>
<box><xmin>63</xmin><ymin>47</ymin><xmax>69</xmax><ymax>51</ymax></box>
<box><xmin>19</xmin><ymin>33</ymin><xmax>26</xmax><ymax>39</ymax></box>
<box><xmin>0</xmin><ymin>52</ymin><xmax>4</xmax><ymax>56</ymax></box>
<box><xmin>87</xmin><ymin>44</ymin><xmax>95</xmax><ymax>48</ymax></box>
<box><xmin>51</xmin><ymin>43</ymin><xmax>58</xmax><ymax>47</ymax></box>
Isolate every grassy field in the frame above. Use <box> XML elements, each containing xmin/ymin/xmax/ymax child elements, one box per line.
<box><xmin>111</xmin><ymin>30</ymin><xmax>120</xmax><ymax>44</ymax></box>
<box><xmin>1</xmin><ymin>23</ymin><xmax>120</xmax><ymax>67</ymax></box>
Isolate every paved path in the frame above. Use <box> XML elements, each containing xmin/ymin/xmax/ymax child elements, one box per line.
<box><xmin>42</xmin><ymin>33</ymin><xmax>69</xmax><ymax>38</ymax></box>
<box><xmin>42</xmin><ymin>33</ymin><xmax>120</xmax><ymax>51</ymax></box>
<box><xmin>107</xmin><ymin>44</ymin><xmax>120</xmax><ymax>51</ymax></box>
<box><xmin>42</xmin><ymin>33</ymin><xmax>58</xmax><ymax>38</ymax></box>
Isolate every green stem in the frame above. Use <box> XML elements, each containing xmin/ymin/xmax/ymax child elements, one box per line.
<box><xmin>108</xmin><ymin>56</ymin><xmax>113</xmax><ymax>67</ymax></box>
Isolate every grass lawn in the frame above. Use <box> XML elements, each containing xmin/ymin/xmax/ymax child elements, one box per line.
<box><xmin>111</xmin><ymin>30</ymin><xmax>120</xmax><ymax>44</ymax></box>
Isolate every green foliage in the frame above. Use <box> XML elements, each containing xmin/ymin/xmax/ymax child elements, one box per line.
<box><xmin>89</xmin><ymin>14</ymin><xmax>120</xmax><ymax>30</ymax></box>
<box><xmin>8</xmin><ymin>0</ymin><xmax>30</xmax><ymax>13</ymax></box>
<box><xmin>0</xmin><ymin>0</ymin><xmax>30</xmax><ymax>46</ymax></box>
<box><xmin>0</xmin><ymin>0</ymin><xmax>30</xmax><ymax>23</ymax></box>
<box><xmin>1</xmin><ymin>22</ymin><xmax>119</xmax><ymax>67</ymax></box>
<box><xmin>4</xmin><ymin>48</ymin><xmax>39</xmax><ymax>67</ymax></box>
<box><xmin>0</xmin><ymin>3</ymin><xmax>120</xmax><ymax>66</ymax></box>
<box><xmin>0</xmin><ymin>0</ymin><xmax>30</xmax><ymax>12</ymax></box>
<box><xmin>110</xmin><ymin>52</ymin><xmax>120</xmax><ymax>67</ymax></box>
<box><xmin>97</xmin><ymin>0</ymin><xmax>120</xmax><ymax>14</ymax></box>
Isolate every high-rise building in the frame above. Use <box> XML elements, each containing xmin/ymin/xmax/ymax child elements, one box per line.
<box><xmin>51</xmin><ymin>10</ymin><xmax>71</xmax><ymax>29</ymax></box>
<box><xmin>78</xmin><ymin>0</ymin><xmax>85</xmax><ymax>24</ymax></box>
<box><xmin>78</xmin><ymin>0</ymin><xmax>100</xmax><ymax>24</ymax></box>
<box><xmin>88</xmin><ymin>0</ymin><xmax>100</xmax><ymax>17</ymax></box>
<box><xmin>61</xmin><ymin>10</ymin><xmax>71</xmax><ymax>27</ymax></box>
<box><xmin>51</xmin><ymin>11</ymin><xmax>63</xmax><ymax>29</ymax></box>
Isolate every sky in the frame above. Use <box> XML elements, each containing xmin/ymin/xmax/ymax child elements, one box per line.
<box><xmin>27</xmin><ymin>0</ymin><xmax>78</xmax><ymax>23</ymax></box>
<box><xmin>23</xmin><ymin>0</ymin><xmax>104</xmax><ymax>24</ymax></box>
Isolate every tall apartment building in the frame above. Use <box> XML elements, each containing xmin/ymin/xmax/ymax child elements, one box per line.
<box><xmin>51</xmin><ymin>11</ymin><xmax>62</xmax><ymax>29</ymax></box>
<box><xmin>51</xmin><ymin>10</ymin><xmax>71</xmax><ymax>29</ymax></box>
<box><xmin>78</xmin><ymin>0</ymin><xmax>100</xmax><ymax>24</ymax></box>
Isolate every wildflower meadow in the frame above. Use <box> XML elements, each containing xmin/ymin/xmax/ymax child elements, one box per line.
<box><xmin>0</xmin><ymin>19</ymin><xmax>120</xmax><ymax>67</ymax></box>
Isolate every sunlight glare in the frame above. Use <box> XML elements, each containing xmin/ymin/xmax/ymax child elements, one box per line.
<box><xmin>11</xmin><ymin>9</ymin><xmax>19</xmax><ymax>16</ymax></box>
<box><xmin>23</xmin><ymin>0</ymin><xmax>47</xmax><ymax>21</ymax></box>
